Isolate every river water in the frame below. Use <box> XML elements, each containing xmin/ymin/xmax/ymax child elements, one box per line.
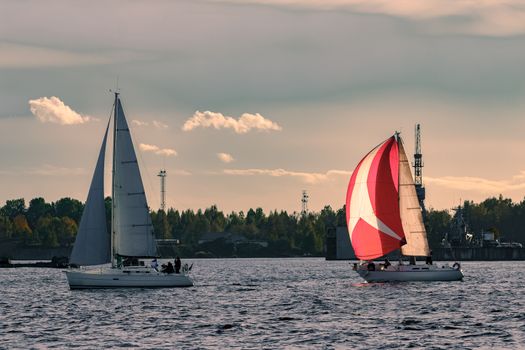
<box><xmin>0</xmin><ymin>259</ymin><xmax>523</xmax><ymax>349</ymax></box>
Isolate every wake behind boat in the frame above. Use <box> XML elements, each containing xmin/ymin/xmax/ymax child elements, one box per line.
<box><xmin>346</xmin><ymin>133</ymin><xmax>463</xmax><ymax>282</ymax></box>
<box><xmin>65</xmin><ymin>92</ymin><xmax>193</xmax><ymax>289</ymax></box>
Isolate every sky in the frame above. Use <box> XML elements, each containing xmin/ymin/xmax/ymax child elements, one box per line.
<box><xmin>2</xmin><ymin>0</ymin><xmax>525</xmax><ymax>213</ymax></box>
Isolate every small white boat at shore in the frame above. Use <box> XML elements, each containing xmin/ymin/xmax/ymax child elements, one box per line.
<box><xmin>345</xmin><ymin>132</ymin><xmax>463</xmax><ymax>282</ymax></box>
<box><xmin>65</xmin><ymin>92</ymin><xmax>193</xmax><ymax>289</ymax></box>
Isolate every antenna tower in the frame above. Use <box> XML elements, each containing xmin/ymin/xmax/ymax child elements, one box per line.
<box><xmin>301</xmin><ymin>190</ymin><xmax>309</xmax><ymax>215</ymax></box>
<box><xmin>158</xmin><ymin>169</ymin><xmax>167</xmax><ymax>211</ymax></box>
<box><xmin>413</xmin><ymin>124</ymin><xmax>426</xmax><ymax>216</ymax></box>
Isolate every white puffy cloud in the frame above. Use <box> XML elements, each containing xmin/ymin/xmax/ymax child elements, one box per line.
<box><xmin>139</xmin><ymin>143</ymin><xmax>177</xmax><ymax>157</ymax></box>
<box><xmin>223</xmin><ymin>168</ymin><xmax>352</xmax><ymax>184</ymax></box>
<box><xmin>217</xmin><ymin>152</ymin><xmax>235</xmax><ymax>163</ymax></box>
<box><xmin>182</xmin><ymin>111</ymin><xmax>282</xmax><ymax>134</ymax></box>
<box><xmin>213</xmin><ymin>0</ymin><xmax>525</xmax><ymax>36</ymax></box>
<box><xmin>29</xmin><ymin>96</ymin><xmax>90</xmax><ymax>125</ymax></box>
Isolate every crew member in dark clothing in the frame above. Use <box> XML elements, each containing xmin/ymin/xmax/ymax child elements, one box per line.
<box><xmin>425</xmin><ymin>251</ymin><xmax>433</xmax><ymax>265</ymax></box>
<box><xmin>175</xmin><ymin>256</ymin><xmax>181</xmax><ymax>274</ymax></box>
<box><xmin>383</xmin><ymin>258</ymin><xmax>391</xmax><ymax>269</ymax></box>
<box><xmin>409</xmin><ymin>256</ymin><xmax>417</xmax><ymax>265</ymax></box>
<box><xmin>162</xmin><ymin>262</ymin><xmax>175</xmax><ymax>274</ymax></box>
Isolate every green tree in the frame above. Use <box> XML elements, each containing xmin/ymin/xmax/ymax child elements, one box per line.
<box><xmin>152</xmin><ymin>210</ymin><xmax>171</xmax><ymax>239</ymax></box>
<box><xmin>38</xmin><ymin>217</ymin><xmax>64</xmax><ymax>248</ymax></box>
<box><xmin>425</xmin><ymin>209</ymin><xmax>451</xmax><ymax>248</ymax></box>
<box><xmin>57</xmin><ymin>216</ymin><xmax>78</xmax><ymax>246</ymax></box>
<box><xmin>2</xmin><ymin>199</ymin><xmax>26</xmax><ymax>219</ymax></box>
<box><xmin>0</xmin><ymin>214</ymin><xmax>13</xmax><ymax>239</ymax></box>
<box><xmin>54</xmin><ymin>197</ymin><xmax>84</xmax><ymax>224</ymax></box>
<box><xmin>27</xmin><ymin>197</ymin><xmax>52</xmax><ymax>228</ymax></box>
<box><xmin>205</xmin><ymin>205</ymin><xmax>226</xmax><ymax>232</ymax></box>
<box><xmin>12</xmin><ymin>214</ymin><xmax>32</xmax><ymax>241</ymax></box>
<box><xmin>167</xmin><ymin>209</ymin><xmax>182</xmax><ymax>239</ymax></box>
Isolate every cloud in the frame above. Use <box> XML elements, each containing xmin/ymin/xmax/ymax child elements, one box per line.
<box><xmin>152</xmin><ymin>120</ymin><xmax>168</xmax><ymax>129</ymax></box>
<box><xmin>426</xmin><ymin>173</ymin><xmax>525</xmax><ymax>193</ymax></box>
<box><xmin>29</xmin><ymin>96</ymin><xmax>90</xmax><ymax>125</ymax></box>
<box><xmin>132</xmin><ymin>119</ymin><xmax>149</xmax><ymax>127</ymax></box>
<box><xmin>217</xmin><ymin>152</ymin><xmax>235</xmax><ymax>163</ymax></box>
<box><xmin>182</xmin><ymin>111</ymin><xmax>282</xmax><ymax>134</ymax></box>
<box><xmin>172</xmin><ymin>170</ymin><xmax>192</xmax><ymax>176</ymax></box>
<box><xmin>27</xmin><ymin>165</ymin><xmax>85</xmax><ymax>176</ymax></box>
<box><xmin>223</xmin><ymin>168</ymin><xmax>352</xmax><ymax>184</ymax></box>
<box><xmin>211</xmin><ymin>0</ymin><xmax>525</xmax><ymax>36</ymax></box>
<box><xmin>132</xmin><ymin>119</ymin><xmax>168</xmax><ymax>128</ymax></box>
<box><xmin>139</xmin><ymin>143</ymin><xmax>177</xmax><ymax>157</ymax></box>
<box><xmin>0</xmin><ymin>42</ymin><xmax>154</xmax><ymax>68</ymax></box>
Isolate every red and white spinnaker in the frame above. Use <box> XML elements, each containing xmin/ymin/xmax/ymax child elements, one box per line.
<box><xmin>346</xmin><ymin>135</ymin><xmax>429</xmax><ymax>260</ymax></box>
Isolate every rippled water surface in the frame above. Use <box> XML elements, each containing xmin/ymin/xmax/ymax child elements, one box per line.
<box><xmin>1</xmin><ymin>259</ymin><xmax>524</xmax><ymax>349</ymax></box>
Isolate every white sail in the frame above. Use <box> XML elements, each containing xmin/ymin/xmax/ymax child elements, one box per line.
<box><xmin>113</xmin><ymin>96</ymin><xmax>157</xmax><ymax>257</ymax></box>
<box><xmin>398</xmin><ymin>139</ymin><xmax>430</xmax><ymax>257</ymax></box>
<box><xmin>70</xmin><ymin>121</ymin><xmax>111</xmax><ymax>266</ymax></box>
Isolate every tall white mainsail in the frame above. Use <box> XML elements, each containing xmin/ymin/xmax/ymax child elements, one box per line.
<box><xmin>70</xmin><ymin>121</ymin><xmax>111</xmax><ymax>266</ymax></box>
<box><xmin>398</xmin><ymin>139</ymin><xmax>430</xmax><ymax>257</ymax></box>
<box><xmin>113</xmin><ymin>94</ymin><xmax>157</xmax><ymax>258</ymax></box>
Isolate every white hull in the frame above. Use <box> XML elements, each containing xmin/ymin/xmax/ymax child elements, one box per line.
<box><xmin>356</xmin><ymin>263</ymin><xmax>463</xmax><ymax>282</ymax></box>
<box><xmin>65</xmin><ymin>266</ymin><xmax>194</xmax><ymax>289</ymax></box>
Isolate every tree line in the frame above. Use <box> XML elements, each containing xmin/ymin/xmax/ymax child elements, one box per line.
<box><xmin>0</xmin><ymin>197</ymin><xmax>346</xmax><ymax>256</ymax></box>
<box><xmin>0</xmin><ymin>195</ymin><xmax>524</xmax><ymax>256</ymax></box>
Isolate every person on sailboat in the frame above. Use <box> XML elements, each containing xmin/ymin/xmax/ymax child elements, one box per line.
<box><xmin>383</xmin><ymin>258</ymin><xmax>391</xmax><ymax>270</ymax></box>
<box><xmin>151</xmin><ymin>258</ymin><xmax>159</xmax><ymax>271</ymax></box>
<box><xmin>162</xmin><ymin>262</ymin><xmax>175</xmax><ymax>274</ymax></box>
<box><xmin>174</xmin><ymin>257</ymin><xmax>181</xmax><ymax>274</ymax></box>
<box><xmin>425</xmin><ymin>251</ymin><xmax>433</xmax><ymax>265</ymax></box>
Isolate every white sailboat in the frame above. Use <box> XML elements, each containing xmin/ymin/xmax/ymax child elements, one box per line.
<box><xmin>346</xmin><ymin>133</ymin><xmax>463</xmax><ymax>282</ymax></box>
<box><xmin>65</xmin><ymin>92</ymin><xmax>193</xmax><ymax>289</ymax></box>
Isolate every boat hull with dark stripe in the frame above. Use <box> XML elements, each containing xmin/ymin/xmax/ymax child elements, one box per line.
<box><xmin>356</xmin><ymin>264</ymin><xmax>463</xmax><ymax>282</ymax></box>
<box><xmin>65</xmin><ymin>266</ymin><xmax>194</xmax><ymax>289</ymax></box>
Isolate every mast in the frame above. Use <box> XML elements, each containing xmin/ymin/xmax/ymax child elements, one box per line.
<box><xmin>111</xmin><ymin>92</ymin><xmax>118</xmax><ymax>268</ymax></box>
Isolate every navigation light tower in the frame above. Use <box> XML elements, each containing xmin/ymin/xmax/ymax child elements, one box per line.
<box><xmin>158</xmin><ymin>169</ymin><xmax>167</xmax><ymax>211</ymax></box>
<box><xmin>301</xmin><ymin>190</ymin><xmax>309</xmax><ymax>216</ymax></box>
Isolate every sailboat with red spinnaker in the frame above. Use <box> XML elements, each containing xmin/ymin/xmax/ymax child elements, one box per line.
<box><xmin>346</xmin><ymin>133</ymin><xmax>463</xmax><ymax>282</ymax></box>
